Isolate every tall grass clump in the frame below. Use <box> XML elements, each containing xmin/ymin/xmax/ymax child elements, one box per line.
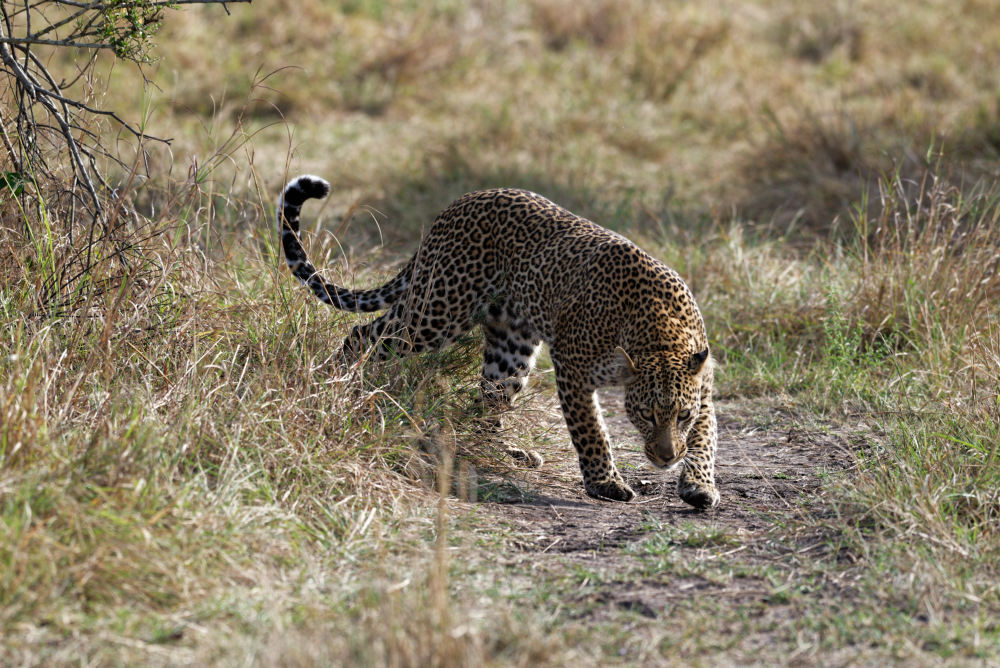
<box><xmin>684</xmin><ymin>165</ymin><xmax>1000</xmax><ymax>646</ymax></box>
<box><xmin>852</xmin><ymin>173</ymin><xmax>1000</xmax><ymax>379</ymax></box>
<box><xmin>838</xmin><ymin>173</ymin><xmax>1000</xmax><ymax>617</ymax></box>
<box><xmin>0</xmin><ymin>156</ymin><xmax>521</xmax><ymax>663</ymax></box>
<box><xmin>709</xmin><ymin>167</ymin><xmax>1000</xmax><ymax>623</ymax></box>
<box><xmin>699</xmin><ymin>166</ymin><xmax>999</xmax><ymax>403</ymax></box>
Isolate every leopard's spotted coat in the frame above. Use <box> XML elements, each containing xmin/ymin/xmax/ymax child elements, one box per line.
<box><xmin>278</xmin><ymin>175</ymin><xmax>719</xmax><ymax>508</ymax></box>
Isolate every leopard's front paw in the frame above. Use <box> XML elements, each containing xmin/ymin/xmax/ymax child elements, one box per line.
<box><xmin>678</xmin><ymin>480</ymin><xmax>720</xmax><ymax>509</ymax></box>
<box><xmin>585</xmin><ymin>477</ymin><xmax>636</xmax><ymax>502</ymax></box>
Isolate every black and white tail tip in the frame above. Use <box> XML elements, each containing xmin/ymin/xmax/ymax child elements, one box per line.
<box><xmin>276</xmin><ymin>174</ymin><xmax>331</xmax><ymax>235</ymax></box>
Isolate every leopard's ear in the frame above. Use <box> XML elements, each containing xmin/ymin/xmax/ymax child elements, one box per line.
<box><xmin>614</xmin><ymin>346</ymin><xmax>638</xmax><ymax>384</ymax></box>
<box><xmin>688</xmin><ymin>348</ymin><xmax>709</xmax><ymax>373</ymax></box>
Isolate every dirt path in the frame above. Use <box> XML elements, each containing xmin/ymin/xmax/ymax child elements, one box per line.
<box><xmin>480</xmin><ymin>388</ymin><xmax>857</xmax><ymax>620</ymax></box>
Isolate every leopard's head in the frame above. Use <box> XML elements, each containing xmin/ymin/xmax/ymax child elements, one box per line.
<box><xmin>615</xmin><ymin>346</ymin><xmax>710</xmax><ymax>469</ymax></box>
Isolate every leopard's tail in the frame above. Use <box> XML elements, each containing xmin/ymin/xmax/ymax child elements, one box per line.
<box><xmin>277</xmin><ymin>175</ymin><xmax>412</xmax><ymax>312</ymax></box>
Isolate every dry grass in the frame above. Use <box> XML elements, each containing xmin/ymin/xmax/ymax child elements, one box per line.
<box><xmin>3</xmin><ymin>0</ymin><xmax>1000</xmax><ymax>664</ymax></box>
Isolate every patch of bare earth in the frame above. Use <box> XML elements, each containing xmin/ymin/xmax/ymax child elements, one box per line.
<box><xmin>475</xmin><ymin>388</ymin><xmax>861</xmax><ymax>630</ymax></box>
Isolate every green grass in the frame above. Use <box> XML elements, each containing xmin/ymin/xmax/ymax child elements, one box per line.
<box><xmin>3</xmin><ymin>0</ymin><xmax>1000</xmax><ymax>664</ymax></box>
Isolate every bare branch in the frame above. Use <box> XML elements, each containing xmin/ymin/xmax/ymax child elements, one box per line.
<box><xmin>0</xmin><ymin>36</ymin><xmax>117</xmax><ymax>49</ymax></box>
<box><xmin>1</xmin><ymin>0</ymin><xmax>248</xmax><ymax>312</ymax></box>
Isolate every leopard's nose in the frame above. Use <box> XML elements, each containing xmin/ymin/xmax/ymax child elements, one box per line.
<box><xmin>646</xmin><ymin>438</ymin><xmax>686</xmax><ymax>468</ymax></box>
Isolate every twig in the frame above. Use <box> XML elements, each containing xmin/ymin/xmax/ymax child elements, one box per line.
<box><xmin>0</xmin><ymin>0</ymin><xmax>246</xmax><ymax>311</ymax></box>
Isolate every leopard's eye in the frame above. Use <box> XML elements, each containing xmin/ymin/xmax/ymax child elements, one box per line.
<box><xmin>677</xmin><ymin>409</ymin><xmax>692</xmax><ymax>422</ymax></box>
<box><xmin>639</xmin><ymin>408</ymin><xmax>655</xmax><ymax>424</ymax></box>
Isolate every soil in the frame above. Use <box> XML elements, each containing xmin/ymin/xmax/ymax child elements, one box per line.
<box><xmin>477</xmin><ymin>388</ymin><xmax>860</xmax><ymax>620</ymax></box>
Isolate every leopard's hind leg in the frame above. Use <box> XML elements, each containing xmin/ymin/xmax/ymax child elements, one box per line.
<box><xmin>338</xmin><ymin>287</ymin><xmax>482</xmax><ymax>364</ymax></box>
<box><xmin>479</xmin><ymin>304</ymin><xmax>543</xmax><ymax>466</ymax></box>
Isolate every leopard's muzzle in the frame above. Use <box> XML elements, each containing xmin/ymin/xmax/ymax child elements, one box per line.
<box><xmin>644</xmin><ymin>429</ymin><xmax>687</xmax><ymax>469</ymax></box>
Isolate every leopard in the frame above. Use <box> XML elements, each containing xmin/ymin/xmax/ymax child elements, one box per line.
<box><xmin>277</xmin><ymin>175</ymin><xmax>720</xmax><ymax>509</ymax></box>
